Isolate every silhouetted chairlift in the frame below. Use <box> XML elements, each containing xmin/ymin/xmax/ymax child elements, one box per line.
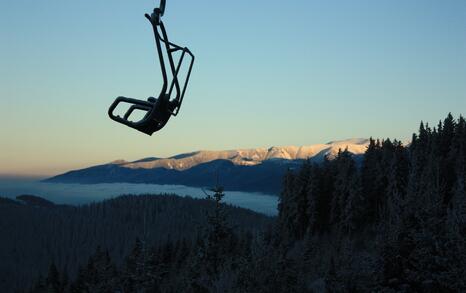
<box><xmin>108</xmin><ymin>0</ymin><xmax>194</xmax><ymax>135</ymax></box>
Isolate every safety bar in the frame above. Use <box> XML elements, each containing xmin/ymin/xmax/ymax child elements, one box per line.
<box><xmin>108</xmin><ymin>97</ymin><xmax>154</xmax><ymax>127</ymax></box>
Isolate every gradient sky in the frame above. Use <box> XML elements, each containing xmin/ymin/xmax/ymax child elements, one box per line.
<box><xmin>1</xmin><ymin>0</ymin><xmax>465</xmax><ymax>176</ymax></box>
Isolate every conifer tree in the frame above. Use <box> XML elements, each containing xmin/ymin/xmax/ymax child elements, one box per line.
<box><xmin>277</xmin><ymin>168</ymin><xmax>297</xmax><ymax>243</ymax></box>
<box><xmin>71</xmin><ymin>246</ymin><xmax>118</xmax><ymax>293</ymax></box>
<box><xmin>203</xmin><ymin>185</ymin><xmax>232</xmax><ymax>276</ymax></box>
<box><xmin>306</xmin><ymin>163</ymin><xmax>322</xmax><ymax>233</ymax></box>
<box><xmin>45</xmin><ymin>263</ymin><xmax>62</xmax><ymax>293</ymax></box>
<box><xmin>290</xmin><ymin>160</ymin><xmax>311</xmax><ymax>239</ymax></box>
<box><xmin>331</xmin><ymin>149</ymin><xmax>360</xmax><ymax>231</ymax></box>
<box><xmin>361</xmin><ymin>138</ymin><xmax>384</xmax><ymax>223</ymax></box>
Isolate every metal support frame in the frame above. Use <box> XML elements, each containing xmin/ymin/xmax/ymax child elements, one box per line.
<box><xmin>108</xmin><ymin>0</ymin><xmax>194</xmax><ymax>135</ymax></box>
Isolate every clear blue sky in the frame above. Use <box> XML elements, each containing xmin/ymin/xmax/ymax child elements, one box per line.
<box><xmin>1</xmin><ymin>0</ymin><xmax>465</xmax><ymax>176</ymax></box>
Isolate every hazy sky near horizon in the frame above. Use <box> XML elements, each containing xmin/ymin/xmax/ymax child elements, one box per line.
<box><xmin>1</xmin><ymin>0</ymin><xmax>466</xmax><ymax>176</ymax></box>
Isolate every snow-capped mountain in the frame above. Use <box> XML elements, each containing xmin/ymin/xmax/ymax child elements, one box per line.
<box><xmin>46</xmin><ymin>139</ymin><xmax>369</xmax><ymax>194</ymax></box>
<box><xmin>113</xmin><ymin>138</ymin><xmax>369</xmax><ymax>171</ymax></box>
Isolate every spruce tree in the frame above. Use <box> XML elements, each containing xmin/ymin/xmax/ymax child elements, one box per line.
<box><xmin>291</xmin><ymin>160</ymin><xmax>311</xmax><ymax>239</ymax></box>
<box><xmin>203</xmin><ymin>185</ymin><xmax>232</xmax><ymax>276</ymax></box>
<box><xmin>330</xmin><ymin>149</ymin><xmax>361</xmax><ymax>231</ymax></box>
<box><xmin>277</xmin><ymin>168</ymin><xmax>297</xmax><ymax>243</ymax></box>
<box><xmin>45</xmin><ymin>263</ymin><xmax>62</xmax><ymax>293</ymax></box>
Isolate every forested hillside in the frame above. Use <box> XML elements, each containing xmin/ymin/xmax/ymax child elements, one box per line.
<box><xmin>0</xmin><ymin>195</ymin><xmax>272</xmax><ymax>293</ymax></box>
<box><xmin>275</xmin><ymin>113</ymin><xmax>466</xmax><ymax>291</ymax></box>
<box><xmin>12</xmin><ymin>114</ymin><xmax>466</xmax><ymax>292</ymax></box>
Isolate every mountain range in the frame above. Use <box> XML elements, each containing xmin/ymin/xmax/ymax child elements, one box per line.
<box><xmin>45</xmin><ymin>138</ymin><xmax>369</xmax><ymax>194</ymax></box>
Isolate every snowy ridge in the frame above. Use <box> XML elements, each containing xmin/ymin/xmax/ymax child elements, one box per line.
<box><xmin>116</xmin><ymin>139</ymin><xmax>370</xmax><ymax>171</ymax></box>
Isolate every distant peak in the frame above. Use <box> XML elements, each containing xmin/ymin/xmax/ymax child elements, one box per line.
<box><xmin>109</xmin><ymin>160</ymin><xmax>127</xmax><ymax>165</ymax></box>
<box><xmin>326</xmin><ymin>138</ymin><xmax>369</xmax><ymax>145</ymax></box>
<box><xmin>169</xmin><ymin>152</ymin><xmax>201</xmax><ymax>160</ymax></box>
<box><xmin>132</xmin><ymin>157</ymin><xmax>159</xmax><ymax>163</ymax></box>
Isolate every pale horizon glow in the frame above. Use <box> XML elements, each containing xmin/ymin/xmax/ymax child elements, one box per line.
<box><xmin>1</xmin><ymin>0</ymin><xmax>465</xmax><ymax>176</ymax></box>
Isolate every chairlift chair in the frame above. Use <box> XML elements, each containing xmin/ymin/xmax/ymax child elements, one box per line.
<box><xmin>108</xmin><ymin>0</ymin><xmax>194</xmax><ymax>135</ymax></box>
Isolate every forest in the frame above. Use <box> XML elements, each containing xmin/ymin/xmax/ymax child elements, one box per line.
<box><xmin>4</xmin><ymin>113</ymin><xmax>466</xmax><ymax>292</ymax></box>
<box><xmin>0</xmin><ymin>194</ymin><xmax>271</xmax><ymax>293</ymax></box>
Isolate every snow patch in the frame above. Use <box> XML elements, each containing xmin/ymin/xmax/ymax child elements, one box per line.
<box><xmin>119</xmin><ymin>139</ymin><xmax>369</xmax><ymax>171</ymax></box>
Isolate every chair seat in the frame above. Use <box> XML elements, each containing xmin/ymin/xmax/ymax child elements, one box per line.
<box><xmin>108</xmin><ymin>94</ymin><xmax>175</xmax><ymax>136</ymax></box>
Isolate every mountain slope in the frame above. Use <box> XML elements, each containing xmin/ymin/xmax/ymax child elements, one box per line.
<box><xmin>116</xmin><ymin>138</ymin><xmax>369</xmax><ymax>171</ymax></box>
<box><xmin>46</xmin><ymin>139</ymin><xmax>369</xmax><ymax>194</ymax></box>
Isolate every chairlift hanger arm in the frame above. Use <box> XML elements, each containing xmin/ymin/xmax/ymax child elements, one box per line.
<box><xmin>144</xmin><ymin>13</ymin><xmax>195</xmax><ymax>115</ymax></box>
